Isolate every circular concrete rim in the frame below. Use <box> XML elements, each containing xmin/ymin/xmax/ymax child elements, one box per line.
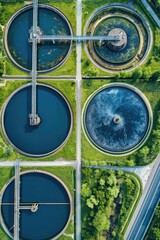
<box><xmin>90</xmin><ymin>13</ymin><xmax>144</xmax><ymax>67</ymax></box>
<box><xmin>84</xmin><ymin>4</ymin><xmax>153</xmax><ymax>73</ymax></box>
<box><xmin>0</xmin><ymin>83</ymin><xmax>73</xmax><ymax>158</ymax></box>
<box><xmin>0</xmin><ymin>170</ymin><xmax>73</xmax><ymax>240</ymax></box>
<box><xmin>82</xmin><ymin>83</ymin><xmax>153</xmax><ymax>156</ymax></box>
<box><xmin>89</xmin><ymin>14</ymin><xmax>142</xmax><ymax>67</ymax></box>
<box><xmin>107</xmin><ymin>28</ymin><xmax>127</xmax><ymax>49</ymax></box>
<box><xmin>4</xmin><ymin>4</ymin><xmax>73</xmax><ymax>73</ymax></box>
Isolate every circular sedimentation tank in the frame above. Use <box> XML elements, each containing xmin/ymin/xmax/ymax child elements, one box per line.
<box><xmin>1</xmin><ymin>84</ymin><xmax>73</xmax><ymax>157</ymax></box>
<box><xmin>0</xmin><ymin>171</ymin><xmax>72</xmax><ymax>240</ymax></box>
<box><xmin>85</xmin><ymin>5</ymin><xmax>152</xmax><ymax>72</ymax></box>
<box><xmin>4</xmin><ymin>4</ymin><xmax>73</xmax><ymax>72</ymax></box>
<box><xmin>83</xmin><ymin>83</ymin><xmax>153</xmax><ymax>155</ymax></box>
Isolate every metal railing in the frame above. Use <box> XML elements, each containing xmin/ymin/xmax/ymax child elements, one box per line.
<box><xmin>39</xmin><ymin>34</ymin><xmax>121</xmax><ymax>42</ymax></box>
<box><xmin>29</xmin><ymin>0</ymin><xmax>39</xmax><ymax>126</ymax></box>
<box><xmin>28</xmin><ymin>0</ymin><xmax>121</xmax><ymax>125</ymax></box>
<box><xmin>14</xmin><ymin>159</ymin><xmax>20</xmax><ymax>240</ymax></box>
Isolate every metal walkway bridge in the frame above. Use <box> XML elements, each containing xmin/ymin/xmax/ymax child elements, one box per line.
<box><xmin>29</xmin><ymin>0</ymin><xmax>39</xmax><ymax>126</ymax></box>
<box><xmin>39</xmin><ymin>34</ymin><xmax>121</xmax><ymax>42</ymax></box>
<box><xmin>28</xmin><ymin>0</ymin><xmax>121</xmax><ymax>126</ymax></box>
<box><xmin>14</xmin><ymin>159</ymin><xmax>20</xmax><ymax>240</ymax></box>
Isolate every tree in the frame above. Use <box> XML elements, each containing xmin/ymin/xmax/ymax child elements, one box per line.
<box><xmin>132</xmin><ymin>69</ymin><xmax>142</xmax><ymax>80</ymax></box>
<box><xmin>147</xmin><ymin>205</ymin><xmax>160</xmax><ymax>240</ymax></box>
<box><xmin>107</xmin><ymin>174</ymin><xmax>117</xmax><ymax>186</ymax></box>
<box><xmin>5</xmin><ymin>145</ymin><xmax>13</xmax><ymax>157</ymax></box>
<box><xmin>142</xmin><ymin>67</ymin><xmax>152</xmax><ymax>80</ymax></box>
<box><xmin>82</xmin><ymin>168</ymin><xmax>92</xmax><ymax>178</ymax></box>
<box><xmin>95</xmin><ymin>190</ymin><xmax>106</xmax><ymax>204</ymax></box>
<box><xmin>112</xmin><ymin>231</ymin><xmax>116</xmax><ymax>237</ymax></box>
<box><xmin>138</xmin><ymin>146</ymin><xmax>150</xmax><ymax>160</ymax></box>
<box><xmin>155</xmin><ymin>205</ymin><xmax>160</xmax><ymax>220</ymax></box>
<box><xmin>107</xmin><ymin>186</ymin><xmax>119</xmax><ymax>198</ymax></box>
<box><xmin>81</xmin><ymin>183</ymin><xmax>91</xmax><ymax>198</ymax></box>
<box><xmin>87</xmin><ymin>67</ymin><xmax>99</xmax><ymax>76</ymax></box>
<box><xmin>99</xmin><ymin>178</ymin><xmax>105</xmax><ymax>186</ymax></box>
<box><xmin>84</xmin><ymin>60</ymin><xmax>90</xmax><ymax>68</ymax></box>
<box><xmin>115</xmin><ymin>233</ymin><xmax>125</xmax><ymax>240</ymax></box>
<box><xmin>93</xmin><ymin>210</ymin><xmax>110</xmax><ymax>231</ymax></box>
<box><xmin>151</xmin><ymin>71</ymin><xmax>160</xmax><ymax>81</ymax></box>
<box><xmin>0</xmin><ymin>60</ymin><xmax>4</xmax><ymax>77</ymax></box>
<box><xmin>86</xmin><ymin>195</ymin><xmax>99</xmax><ymax>209</ymax></box>
<box><xmin>149</xmin><ymin>227</ymin><xmax>160</xmax><ymax>240</ymax></box>
<box><xmin>119</xmin><ymin>71</ymin><xmax>127</xmax><ymax>79</ymax></box>
<box><xmin>134</xmin><ymin>69</ymin><xmax>141</xmax><ymax>79</ymax></box>
<box><xmin>157</xmin><ymin>0</ymin><xmax>160</xmax><ymax>10</ymax></box>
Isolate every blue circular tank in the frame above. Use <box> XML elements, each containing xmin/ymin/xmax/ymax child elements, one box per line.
<box><xmin>0</xmin><ymin>171</ymin><xmax>72</xmax><ymax>240</ymax></box>
<box><xmin>5</xmin><ymin>4</ymin><xmax>72</xmax><ymax>72</ymax></box>
<box><xmin>1</xmin><ymin>84</ymin><xmax>72</xmax><ymax>157</ymax></box>
<box><xmin>83</xmin><ymin>83</ymin><xmax>152</xmax><ymax>155</ymax></box>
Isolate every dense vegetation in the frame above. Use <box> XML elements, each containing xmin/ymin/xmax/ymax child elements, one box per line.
<box><xmin>134</xmin><ymin>109</ymin><xmax>160</xmax><ymax>164</ymax></box>
<box><xmin>145</xmin><ymin>204</ymin><xmax>160</xmax><ymax>240</ymax></box>
<box><xmin>82</xmin><ymin>168</ymin><xmax>141</xmax><ymax>240</ymax></box>
<box><xmin>148</xmin><ymin>1</ymin><xmax>160</xmax><ymax>17</ymax></box>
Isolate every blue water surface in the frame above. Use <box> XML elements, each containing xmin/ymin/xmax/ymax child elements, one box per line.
<box><xmin>3</xmin><ymin>84</ymin><xmax>72</xmax><ymax>156</ymax></box>
<box><xmin>7</xmin><ymin>6</ymin><xmax>71</xmax><ymax>71</ymax></box>
<box><xmin>85</xmin><ymin>86</ymin><xmax>150</xmax><ymax>153</ymax></box>
<box><xmin>1</xmin><ymin>172</ymin><xmax>71</xmax><ymax>240</ymax></box>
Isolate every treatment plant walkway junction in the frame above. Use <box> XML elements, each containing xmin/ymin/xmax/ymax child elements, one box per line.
<box><xmin>29</xmin><ymin>0</ymin><xmax>121</xmax><ymax>126</ymax></box>
<box><xmin>0</xmin><ymin>0</ymin><xmax>160</xmax><ymax>240</ymax></box>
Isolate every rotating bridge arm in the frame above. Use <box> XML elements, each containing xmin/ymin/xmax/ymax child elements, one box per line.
<box><xmin>29</xmin><ymin>0</ymin><xmax>39</xmax><ymax>126</ymax></box>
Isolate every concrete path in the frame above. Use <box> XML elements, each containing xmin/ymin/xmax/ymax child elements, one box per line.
<box><xmin>1</xmin><ymin>1</ymin><xmax>160</xmax><ymax>239</ymax></box>
<box><xmin>0</xmin><ymin>160</ymin><xmax>77</xmax><ymax>167</ymax></box>
<box><xmin>76</xmin><ymin>0</ymin><xmax>82</xmax><ymax>239</ymax></box>
<box><xmin>2</xmin><ymin>75</ymin><xmax>76</xmax><ymax>80</ymax></box>
<box><xmin>0</xmin><ymin>80</ymin><xmax>6</xmax><ymax>86</ymax></box>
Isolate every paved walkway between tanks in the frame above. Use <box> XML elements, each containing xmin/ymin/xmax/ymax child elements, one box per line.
<box><xmin>76</xmin><ymin>0</ymin><xmax>82</xmax><ymax>240</ymax></box>
<box><xmin>1</xmin><ymin>1</ymin><xmax>160</xmax><ymax>239</ymax></box>
<box><xmin>0</xmin><ymin>159</ymin><xmax>77</xmax><ymax>167</ymax></box>
<box><xmin>1</xmin><ymin>75</ymin><xmax>76</xmax><ymax>80</ymax></box>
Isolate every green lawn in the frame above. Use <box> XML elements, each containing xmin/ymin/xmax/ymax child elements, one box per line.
<box><xmin>82</xmin><ymin>0</ymin><xmax>128</xmax><ymax>30</ymax></box>
<box><xmin>40</xmin><ymin>0</ymin><xmax>76</xmax><ymax>76</ymax></box>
